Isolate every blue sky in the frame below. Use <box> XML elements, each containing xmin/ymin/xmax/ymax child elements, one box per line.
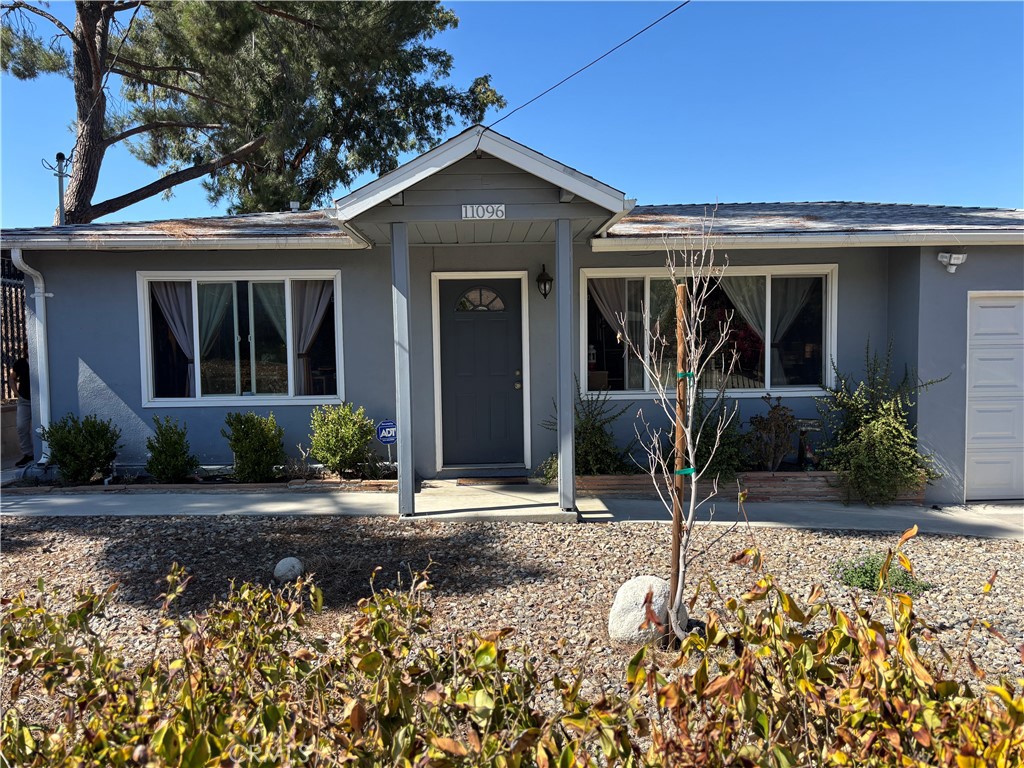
<box><xmin>2</xmin><ymin>1</ymin><xmax>1022</xmax><ymax>228</ymax></box>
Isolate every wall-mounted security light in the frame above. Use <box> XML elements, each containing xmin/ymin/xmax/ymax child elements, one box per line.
<box><xmin>937</xmin><ymin>252</ymin><xmax>967</xmax><ymax>274</ymax></box>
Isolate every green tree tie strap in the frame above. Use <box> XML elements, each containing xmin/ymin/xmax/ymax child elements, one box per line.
<box><xmin>676</xmin><ymin>372</ymin><xmax>695</xmax><ymax>379</ymax></box>
<box><xmin>674</xmin><ymin>468</ymin><xmax>695</xmax><ymax>475</ymax></box>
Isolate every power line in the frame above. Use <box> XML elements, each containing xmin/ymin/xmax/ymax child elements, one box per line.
<box><xmin>486</xmin><ymin>1</ymin><xmax>691</xmax><ymax>132</ymax></box>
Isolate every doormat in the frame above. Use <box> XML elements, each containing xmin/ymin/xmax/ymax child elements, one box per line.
<box><xmin>456</xmin><ymin>477</ymin><xmax>529</xmax><ymax>486</ymax></box>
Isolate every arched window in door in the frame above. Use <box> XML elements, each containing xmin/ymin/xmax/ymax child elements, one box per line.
<box><xmin>455</xmin><ymin>286</ymin><xmax>506</xmax><ymax>312</ymax></box>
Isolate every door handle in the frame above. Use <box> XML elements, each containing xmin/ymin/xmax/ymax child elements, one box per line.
<box><xmin>514</xmin><ymin>381</ymin><xmax>522</xmax><ymax>390</ymax></box>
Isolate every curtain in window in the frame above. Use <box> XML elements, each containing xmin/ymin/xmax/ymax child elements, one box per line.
<box><xmin>719</xmin><ymin>276</ymin><xmax>767</xmax><ymax>341</ymax></box>
<box><xmin>252</xmin><ymin>282</ymin><xmax>287</xmax><ymax>342</ymax></box>
<box><xmin>770</xmin><ymin>277</ymin><xmax>816</xmax><ymax>385</ymax></box>
<box><xmin>587</xmin><ymin>279</ymin><xmax>628</xmax><ymax>338</ymax></box>
<box><xmin>151</xmin><ymin>281</ymin><xmax>195</xmax><ymax>396</ymax></box>
<box><xmin>292</xmin><ymin>280</ymin><xmax>333</xmax><ymax>395</ymax></box>
<box><xmin>198</xmin><ymin>283</ymin><xmax>233</xmax><ymax>356</ymax></box>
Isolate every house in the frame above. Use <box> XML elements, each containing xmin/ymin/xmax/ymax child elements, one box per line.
<box><xmin>3</xmin><ymin>126</ymin><xmax>1022</xmax><ymax>511</ymax></box>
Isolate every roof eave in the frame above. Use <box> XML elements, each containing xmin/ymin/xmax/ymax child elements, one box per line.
<box><xmin>589</xmin><ymin>230</ymin><xmax>1024</xmax><ymax>251</ymax></box>
<box><xmin>0</xmin><ymin>235</ymin><xmax>364</xmax><ymax>251</ymax></box>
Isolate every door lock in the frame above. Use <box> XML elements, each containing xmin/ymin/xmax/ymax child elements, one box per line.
<box><xmin>514</xmin><ymin>381</ymin><xmax>522</xmax><ymax>390</ymax></box>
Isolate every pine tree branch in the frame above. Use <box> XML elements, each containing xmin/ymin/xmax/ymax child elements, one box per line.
<box><xmin>108</xmin><ymin>67</ymin><xmax>232</xmax><ymax>108</ymax></box>
<box><xmin>110</xmin><ymin>1</ymin><xmax>145</xmax><ymax>13</ymax></box>
<box><xmin>106</xmin><ymin>53</ymin><xmax>200</xmax><ymax>76</ymax></box>
<box><xmin>104</xmin><ymin>121</ymin><xmax>227</xmax><ymax>147</ymax></box>
<box><xmin>252</xmin><ymin>3</ymin><xmax>326</xmax><ymax>32</ymax></box>
<box><xmin>1</xmin><ymin>1</ymin><xmax>76</xmax><ymax>40</ymax></box>
<box><xmin>86</xmin><ymin>135</ymin><xmax>267</xmax><ymax>220</ymax></box>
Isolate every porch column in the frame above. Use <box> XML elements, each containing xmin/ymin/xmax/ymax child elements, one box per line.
<box><xmin>555</xmin><ymin>218</ymin><xmax>576</xmax><ymax>512</ymax></box>
<box><xmin>391</xmin><ymin>222</ymin><xmax>414</xmax><ymax>517</ymax></box>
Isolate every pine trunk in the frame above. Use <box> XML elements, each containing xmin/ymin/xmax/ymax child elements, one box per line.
<box><xmin>61</xmin><ymin>2</ymin><xmax>110</xmax><ymax>225</ymax></box>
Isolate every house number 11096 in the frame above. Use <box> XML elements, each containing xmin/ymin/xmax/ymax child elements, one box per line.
<box><xmin>461</xmin><ymin>204</ymin><xmax>505</xmax><ymax>220</ymax></box>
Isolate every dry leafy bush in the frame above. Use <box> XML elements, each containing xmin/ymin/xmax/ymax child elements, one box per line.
<box><xmin>3</xmin><ymin>529</ymin><xmax>1021</xmax><ymax>768</ymax></box>
<box><xmin>632</xmin><ymin>525</ymin><xmax>1024</xmax><ymax>767</ymax></box>
<box><xmin>2</xmin><ymin>568</ymin><xmax>645</xmax><ymax>767</ymax></box>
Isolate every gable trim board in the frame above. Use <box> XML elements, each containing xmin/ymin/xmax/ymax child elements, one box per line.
<box><xmin>334</xmin><ymin>126</ymin><xmax>630</xmax><ymax>224</ymax></box>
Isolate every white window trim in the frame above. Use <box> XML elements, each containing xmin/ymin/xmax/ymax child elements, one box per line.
<box><xmin>137</xmin><ymin>269</ymin><xmax>344</xmax><ymax>408</ymax></box>
<box><xmin>579</xmin><ymin>264</ymin><xmax>838</xmax><ymax>399</ymax></box>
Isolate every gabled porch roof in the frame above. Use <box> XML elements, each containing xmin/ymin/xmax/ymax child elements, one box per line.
<box><xmin>331</xmin><ymin>125</ymin><xmax>635</xmax><ymax>246</ymax></box>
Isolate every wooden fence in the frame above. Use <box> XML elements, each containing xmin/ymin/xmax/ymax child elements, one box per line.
<box><xmin>1</xmin><ymin>253</ymin><xmax>27</xmax><ymax>401</ymax></box>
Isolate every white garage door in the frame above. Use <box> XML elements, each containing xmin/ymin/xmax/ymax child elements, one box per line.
<box><xmin>965</xmin><ymin>292</ymin><xmax>1024</xmax><ymax>500</ymax></box>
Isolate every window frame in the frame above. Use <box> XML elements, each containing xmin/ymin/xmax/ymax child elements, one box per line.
<box><xmin>579</xmin><ymin>264</ymin><xmax>838</xmax><ymax>399</ymax></box>
<box><xmin>137</xmin><ymin>269</ymin><xmax>344</xmax><ymax>407</ymax></box>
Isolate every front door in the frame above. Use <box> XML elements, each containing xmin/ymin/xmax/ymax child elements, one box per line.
<box><xmin>439</xmin><ymin>278</ymin><xmax>524</xmax><ymax>466</ymax></box>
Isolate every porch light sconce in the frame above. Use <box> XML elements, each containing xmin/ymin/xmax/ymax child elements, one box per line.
<box><xmin>536</xmin><ymin>264</ymin><xmax>553</xmax><ymax>299</ymax></box>
<box><xmin>937</xmin><ymin>252</ymin><xmax>967</xmax><ymax>274</ymax></box>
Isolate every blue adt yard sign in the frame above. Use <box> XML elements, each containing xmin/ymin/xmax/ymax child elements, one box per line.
<box><xmin>376</xmin><ymin>420</ymin><xmax>398</xmax><ymax>445</ymax></box>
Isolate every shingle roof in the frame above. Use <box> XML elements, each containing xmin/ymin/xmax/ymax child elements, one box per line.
<box><xmin>2</xmin><ymin>201</ymin><xmax>1021</xmax><ymax>250</ymax></box>
<box><xmin>608</xmin><ymin>202</ymin><xmax>1024</xmax><ymax>238</ymax></box>
<box><xmin>1</xmin><ymin>210</ymin><xmax>356</xmax><ymax>248</ymax></box>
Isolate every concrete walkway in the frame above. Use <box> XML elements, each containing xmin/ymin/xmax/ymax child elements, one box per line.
<box><xmin>2</xmin><ymin>478</ymin><xmax>1021</xmax><ymax>539</ymax></box>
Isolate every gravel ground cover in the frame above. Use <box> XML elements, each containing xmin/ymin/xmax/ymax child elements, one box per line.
<box><xmin>2</xmin><ymin>514</ymin><xmax>1021</xmax><ymax>708</ymax></box>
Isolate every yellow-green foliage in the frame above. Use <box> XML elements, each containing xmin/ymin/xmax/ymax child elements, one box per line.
<box><xmin>2</xmin><ymin>568</ymin><xmax>644</xmax><ymax>767</ymax></box>
<box><xmin>3</xmin><ymin>529</ymin><xmax>1021</xmax><ymax>767</ymax></box>
<box><xmin>631</xmin><ymin>527</ymin><xmax>1023</xmax><ymax>767</ymax></box>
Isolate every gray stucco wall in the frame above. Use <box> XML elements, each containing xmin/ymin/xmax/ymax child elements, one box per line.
<box><xmin>914</xmin><ymin>245</ymin><xmax>1024</xmax><ymax>503</ymax></box>
<box><xmin>886</xmin><ymin>248</ymin><xmax>921</xmax><ymax>381</ymax></box>
<box><xmin>26</xmin><ymin>247</ymin><xmax>395</xmax><ymax>467</ymax></box>
<box><xmin>27</xmin><ymin>239</ymin><xmax>1019</xmax><ymax>504</ymax></box>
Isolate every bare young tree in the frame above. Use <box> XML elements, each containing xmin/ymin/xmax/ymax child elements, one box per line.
<box><xmin>620</xmin><ymin>218</ymin><xmax>741</xmax><ymax>638</ymax></box>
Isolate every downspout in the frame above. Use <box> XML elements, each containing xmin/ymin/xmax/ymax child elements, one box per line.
<box><xmin>11</xmin><ymin>248</ymin><xmax>52</xmax><ymax>459</ymax></box>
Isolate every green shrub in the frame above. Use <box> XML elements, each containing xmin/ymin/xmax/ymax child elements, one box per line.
<box><xmin>746</xmin><ymin>395</ymin><xmax>797</xmax><ymax>471</ymax></box>
<box><xmin>541</xmin><ymin>381</ymin><xmax>636</xmax><ymax>478</ymax></box>
<box><xmin>818</xmin><ymin>342</ymin><xmax>942</xmax><ymax>504</ymax></box>
<box><xmin>830</xmin><ymin>399</ymin><xmax>930</xmax><ymax>505</ymax></box>
<box><xmin>40</xmin><ymin>413</ymin><xmax>122</xmax><ymax>486</ymax></box>
<box><xmin>834</xmin><ymin>549</ymin><xmax>933</xmax><ymax>595</ymax></box>
<box><xmin>536</xmin><ymin>452</ymin><xmax>559</xmax><ymax>484</ymax></box>
<box><xmin>144</xmin><ymin>416</ymin><xmax>199</xmax><ymax>483</ymax></box>
<box><xmin>308</xmin><ymin>403</ymin><xmax>376</xmax><ymax>476</ymax></box>
<box><xmin>221</xmin><ymin>411</ymin><xmax>285</xmax><ymax>483</ymax></box>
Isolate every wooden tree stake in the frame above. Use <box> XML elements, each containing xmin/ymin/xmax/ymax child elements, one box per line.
<box><xmin>670</xmin><ymin>281</ymin><xmax>688</xmax><ymax>602</ymax></box>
